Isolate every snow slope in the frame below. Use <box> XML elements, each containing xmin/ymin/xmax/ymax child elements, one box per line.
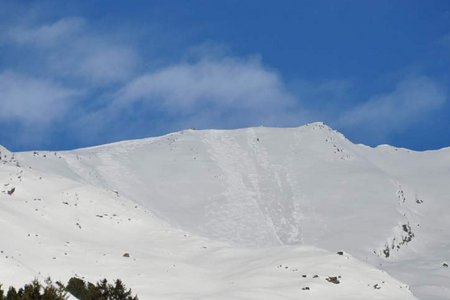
<box><xmin>1</xmin><ymin>122</ymin><xmax>448</xmax><ymax>299</ymax></box>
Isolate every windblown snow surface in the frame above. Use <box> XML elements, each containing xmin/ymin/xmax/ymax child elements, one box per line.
<box><xmin>1</xmin><ymin>123</ymin><xmax>449</xmax><ymax>299</ymax></box>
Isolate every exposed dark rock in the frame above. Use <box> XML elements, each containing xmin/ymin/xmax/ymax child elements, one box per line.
<box><xmin>383</xmin><ymin>245</ymin><xmax>390</xmax><ymax>258</ymax></box>
<box><xmin>7</xmin><ymin>187</ymin><xmax>15</xmax><ymax>195</ymax></box>
<box><xmin>326</xmin><ymin>276</ymin><xmax>340</xmax><ymax>284</ymax></box>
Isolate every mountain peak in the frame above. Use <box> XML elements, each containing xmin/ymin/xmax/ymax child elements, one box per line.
<box><xmin>1</xmin><ymin>125</ymin><xmax>449</xmax><ymax>299</ymax></box>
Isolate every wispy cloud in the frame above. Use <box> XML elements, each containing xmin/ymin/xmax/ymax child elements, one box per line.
<box><xmin>338</xmin><ymin>76</ymin><xmax>447</xmax><ymax>139</ymax></box>
<box><xmin>116</xmin><ymin>56</ymin><xmax>298</xmax><ymax>116</ymax></box>
<box><xmin>3</xmin><ymin>17</ymin><xmax>138</xmax><ymax>85</ymax></box>
<box><xmin>0</xmin><ymin>71</ymin><xmax>79</xmax><ymax>148</ymax></box>
<box><xmin>0</xmin><ymin>71</ymin><xmax>77</xmax><ymax>124</ymax></box>
<box><xmin>6</xmin><ymin>17</ymin><xmax>85</xmax><ymax>47</ymax></box>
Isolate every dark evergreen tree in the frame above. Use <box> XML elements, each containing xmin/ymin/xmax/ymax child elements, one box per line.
<box><xmin>0</xmin><ymin>277</ymin><xmax>138</xmax><ymax>300</ymax></box>
<box><xmin>66</xmin><ymin>277</ymin><xmax>89</xmax><ymax>299</ymax></box>
<box><xmin>19</xmin><ymin>279</ymin><xmax>41</xmax><ymax>300</ymax></box>
<box><xmin>86</xmin><ymin>281</ymin><xmax>104</xmax><ymax>300</ymax></box>
<box><xmin>5</xmin><ymin>287</ymin><xmax>19</xmax><ymax>300</ymax></box>
<box><xmin>42</xmin><ymin>278</ymin><xmax>65</xmax><ymax>300</ymax></box>
<box><xmin>110</xmin><ymin>279</ymin><xmax>137</xmax><ymax>300</ymax></box>
<box><xmin>96</xmin><ymin>279</ymin><xmax>111</xmax><ymax>299</ymax></box>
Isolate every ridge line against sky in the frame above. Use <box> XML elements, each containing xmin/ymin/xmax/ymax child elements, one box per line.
<box><xmin>0</xmin><ymin>0</ymin><xmax>449</xmax><ymax>151</ymax></box>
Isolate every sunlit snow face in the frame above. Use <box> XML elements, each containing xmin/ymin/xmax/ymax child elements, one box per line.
<box><xmin>2</xmin><ymin>122</ymin><xmax>448</xmax><ymax>298</ymax></box>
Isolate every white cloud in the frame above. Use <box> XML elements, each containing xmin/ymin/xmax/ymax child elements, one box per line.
<box><xmin>71</xmin><ymin>41</ymin><xmax>137</xmax><ymax>85</ymax></box>
<box><xmin>339</xmin><ymin>76</ymin><xmax>447</xmax><ymax>137</ymax></box>
<box><xmin>114</xmin><ymin>57</ymin><xmax>304</xmax><ymax>126</ymax></box>
<box><xmin>0</xmin><ymin>71</ymin><xmax>77</xmax><ymax>124</ymax></box>
<box><xmin>49</xmin><ymin>37</ymin><xmax>137</xmax><ymax>85</ymax></box>
<box><xmin>4</xmin><ymin>17</ymin><xmax>137</xmax><ymax>85</ymax></box>
<box><xmin>6</xmin><ymin>17</ymin><xmax>85</xmax><ymax>47</ymax></box>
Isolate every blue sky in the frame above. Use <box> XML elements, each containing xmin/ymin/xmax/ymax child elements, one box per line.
<box><xmin>0</xmin><ymin>0</ymin><xmax>449</xmax><ymax>151</ymax></box>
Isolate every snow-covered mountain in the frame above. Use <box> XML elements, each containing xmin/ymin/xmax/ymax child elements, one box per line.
<box><xmin>1</xmin><ymin>122</ymin><xmax>449</xmax><ymax>299</ymax></box>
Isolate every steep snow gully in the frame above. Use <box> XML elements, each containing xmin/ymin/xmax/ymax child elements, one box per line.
<box><xmin>1</xmin><ymin>123</ymin><xmax>449</xmax><ymax>299</ymax></box>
